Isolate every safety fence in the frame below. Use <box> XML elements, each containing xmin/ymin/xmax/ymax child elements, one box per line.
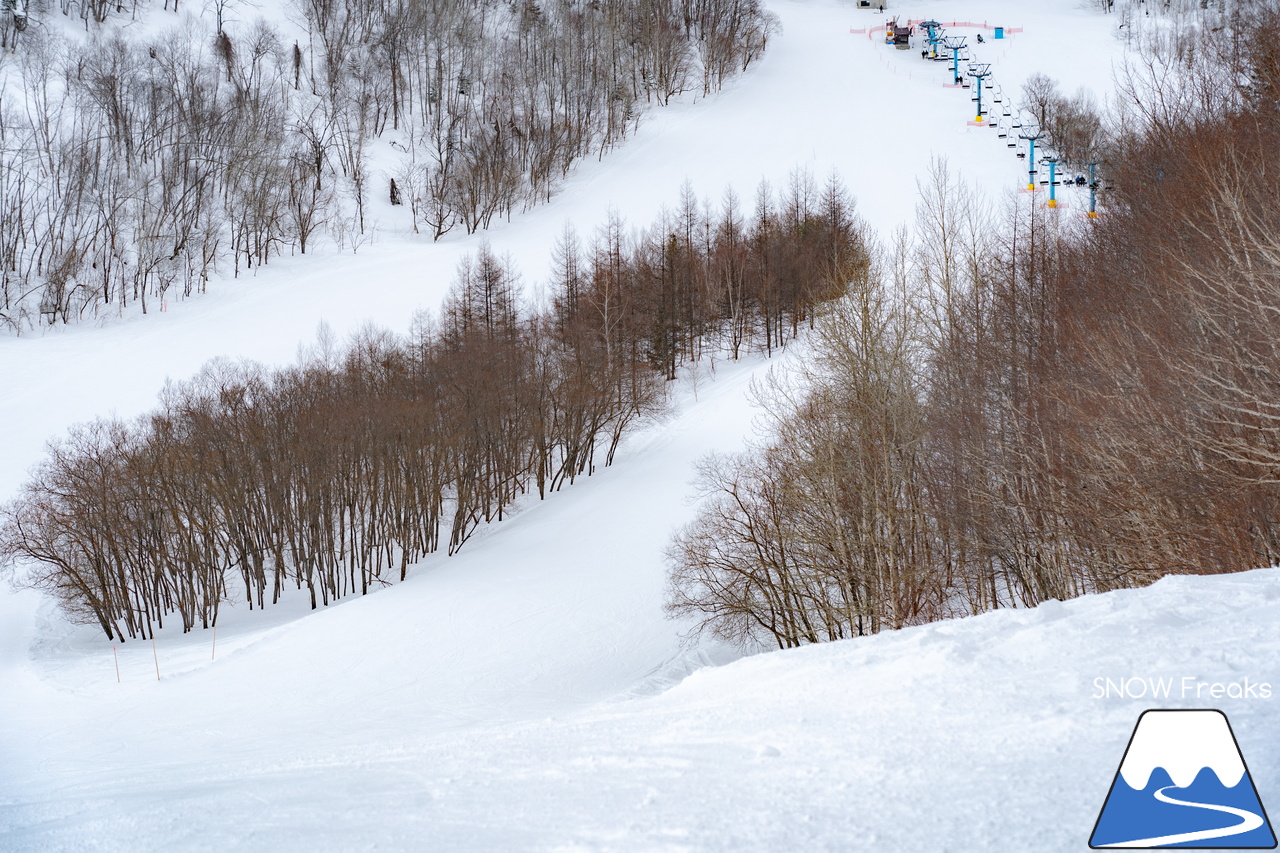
<box><xmin>851</xmin><ymin>21</ymin><xmax>1024</xmax><ymax>37</ymax></box>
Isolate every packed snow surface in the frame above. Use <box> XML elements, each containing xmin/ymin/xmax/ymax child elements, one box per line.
<box><xmin>4</xmin><ymin>566</ymin><xmax>1279</xmax><ymax>851</ymax></box>
<box><xmin>3</xmin><ymin>0</ymin><xmax>1271</xmax><ymax>851</ymax></box>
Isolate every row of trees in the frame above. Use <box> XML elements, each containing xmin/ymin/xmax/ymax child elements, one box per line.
<box><xmin>667</xmin><ymin>12</ymin><xmax>1280</xmax><ymax>649</ymax></box>
<box><xmin>0</xmin><ymin>0</ymin><xmax>776</xmax><ymax>330</ymax></box>
<box><xmin>0</xmin><ymin>176</ymin><xmax>867</xmax><ymax>640</ymax></box>
<box><xmin>550</xmin><ymin>171</ymin><xmax>867</xmax><ymax>382</ymax></box>
<box><xmin>0</xmin><ymin>249</ymin><xmax>661</xmax><ymax>641</ymax></box>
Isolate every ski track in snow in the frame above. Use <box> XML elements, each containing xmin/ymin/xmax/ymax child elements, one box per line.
<box><xmin>2</xmin><ymin>1</ymin><xmax>1271</xmax><ymax>851</ymax></box>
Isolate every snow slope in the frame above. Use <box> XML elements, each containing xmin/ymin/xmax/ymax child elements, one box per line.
<box><xmin>0</xmin><ymin>0</ymin><xmax>1120</xmax><ymax>499</ymax></box>
<box><xmin>4</xmin><ymin>1</ymin><xmax>1264</xmax><ymax>851</ymax></box>
<box><xmin>5</xmin><ymin>564</ymin><xmax>1279</xmax><ymax>851</ymax></box>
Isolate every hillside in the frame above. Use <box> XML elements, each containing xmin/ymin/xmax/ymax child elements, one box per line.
<box><xmin>5</xmin><ymin>557</ymin><xmax>1278</xmax><ymax>850</ymax></box>
<box><xmin>2</xmin><ymin>0</ymin><xmax>1259</xmax><ymax>850</ymax></box>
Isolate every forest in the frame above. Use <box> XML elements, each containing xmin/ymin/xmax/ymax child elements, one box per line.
<box><xmin>666</xmin><ymin>10</ymin><xmax>1280</xmax><ymax>648</ymax></box>
<box><xmin>7</xmin><ymin>0</ymin><xmax>1279</xmax><ymax>653</ymax></box>
<box><xmin>0</xmin><ymin>172</ymin><xmax>864</xmax><ymax>640</ymax></box>
<box><xmin>0</xmin><ymin>0</ymin><xmax>776</xmax><ymax>330</ymax></box>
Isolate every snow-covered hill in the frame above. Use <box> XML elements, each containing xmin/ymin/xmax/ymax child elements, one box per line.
<box><xmin>5</xmin><ymin>560</ymin><xmax>1278</xmax><ymax>851</ymax></box>
<box><xmin>4</xmin><ymin>1</ymin><xmax>1267</xmax><ymax>851</ymax></box>
<box><xmin>0</xmin><ymin>0</ymin><xmax>1119</xmax><ymax>500</ymax></box>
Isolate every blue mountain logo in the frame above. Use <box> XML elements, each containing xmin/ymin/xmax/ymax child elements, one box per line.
<box><xmin>1091</xmin><ymin>709</ymin><xmax>1276</xmax><ymax>848</ymax></box>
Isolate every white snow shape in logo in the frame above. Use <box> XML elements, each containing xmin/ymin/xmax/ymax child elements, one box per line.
<box><xmin>1118</xmin><ymin>710</ymin><xmax>1246</xmax><ymax>790</ymax></box>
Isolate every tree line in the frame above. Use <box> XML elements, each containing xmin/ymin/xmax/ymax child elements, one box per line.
<box><xmin>0</xmin><ymin>174</ymin><xmax>866</xmax><ymax>641</ymax></box>
<box><xmin>667</xmin><ymin>13</ymin><xmax>1280</xmax><ymax>649</ymax></box>
<box><xmin>0</xmin><ymin>0</ymin><xmax>776</xmax><ymax>331</ymax></box>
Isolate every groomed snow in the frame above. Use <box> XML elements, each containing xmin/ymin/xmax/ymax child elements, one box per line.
<box><xmin>4</xmin><ymin>1</ymin><xmax>1271</xmax><ymax>851</ymax></box>
<box><xmin>5</xmin><ymin>565</ymin><xmax>1279</xmax><ymax>851</ymax></box>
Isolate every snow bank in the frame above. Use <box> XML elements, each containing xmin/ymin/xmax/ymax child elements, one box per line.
<box><xmin>4</xmin><ymin>566</ymin><xmax>1278</xmax><ymax>851</ymax></box>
